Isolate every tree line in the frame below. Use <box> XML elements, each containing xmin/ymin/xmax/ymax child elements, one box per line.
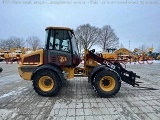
<box><xmin>0</xmin><ymin>36</ymin><xmax>42</xmax><ymax>50</ymax></box>
<box><xmin>1</xmin><ymin>23</ymin><xmax>159</xmax><ymax>53</ymax></box>
<box><xmin>0</xmin><ymin>24</ymin><xmax>119</xmax><ymax>52</ymax></box>
<box><xmin>75</xmin><ymin>24</ymin><xmax>119</xmax><ymax>53</ymax></box>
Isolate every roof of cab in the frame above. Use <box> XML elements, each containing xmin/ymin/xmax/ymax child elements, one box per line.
<box><xmin>45</xmin><ymin>26</ymin><xmax>72</xmax><ymax>31</ymax></box>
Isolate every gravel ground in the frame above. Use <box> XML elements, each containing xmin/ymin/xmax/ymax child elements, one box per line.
<box><xmin>0</xmin><ymin>62</ymin><xmax>160</xmax><ymax>120</ymax></box>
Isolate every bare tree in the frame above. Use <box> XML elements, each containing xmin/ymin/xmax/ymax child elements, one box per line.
<box><xmin>0</xmin><ymin>36</ymin><xmax>24</xmax><ymax>50</ymax></box>
<box><xmin>138</xmin><ymin>44</ymin><xmax>148</xmax><ymax>52</ymax></box>
<box><xmin>75</xmin><ymin>24</ymin><xmax>99</xmax><ymax>53</ymax></box>
<box><xmin>12</xmin><ymin>37</ymin><xmax>25</xmax><ymax>48</ymax></box>
<box><xmin>0</xmin><ymin>39</ymin><xmax>6</xmax><ymax>49</ymax></box>
<box><xmin>98</xmin><ymin>25</ymin><xmax>119</xmax><ymax>51</ymax></box>
<box><xmin>26</xmin><ymin>36</ymin><xmax>41</xmax><ymax>50</ymax></box>
<box><xmin>75</xmin><ymin>37</ymin><xmax>83</xmax><ymax>54</ymax></box>
<box><xmin>0</xmin><ymin>38</ymin><xmax>13</xmax><ymax>50</ymax></box>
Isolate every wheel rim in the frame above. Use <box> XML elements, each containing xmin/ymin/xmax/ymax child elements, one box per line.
<box><xmin>38</xmin><ymin>76</ymin><xmax>54</xmax><ymax>92</ymax></box>
<box><xmin>99</xmin><ymin>76</ymin><xmax>116</xmax><ymax>92</ymax></box>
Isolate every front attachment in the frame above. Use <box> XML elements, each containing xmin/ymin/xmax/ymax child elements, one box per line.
<box><xmin>113</xmin><ymin>61</ymin><xmax>140</xmax><ymax>87</ymax></box>
<box><xmin>88</xmin><ymin>49</ymin><xmax>140</xmax><ymax>87</ymax></box>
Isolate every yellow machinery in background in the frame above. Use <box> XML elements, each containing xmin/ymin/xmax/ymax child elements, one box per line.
<box><xmin>100</xmin><ymin>48</ymin><xmax>131</xmax><ymax>61</ymax></box>
<box><xmin>114</xmin><ymin>48</ymin><xmax>131</xmax><ymax>60</ymax></box>
<box><xmin>100</xmin><ymin>48</ymin><xmax>117</xmax><ymax>60</ymax></box>
<box><xmin>0</xmin><ymin>50</ymin><xmax>10</xmax><ymax>62</ymax></box>
<box><xmin>0</xmin><ymin>48</ymin><xmax>22</xmax><ymax>62</ymax></box>
<box><xmin>100</xmin><ymin>47</ymin><xmax>155</xmax><ymax>63</ymax></box>
<box><xmin>9</xmin><ymin>49</ymin><xmax>23</xmax><ymax>62</ymax></box>
<box><xmin>0</xmin><ymin>48</ymin><xmax>32</xmax><ymax>62</ymax></box>
<box><xmin>132</xmin><ymin>48</ymin><xmax>154</xmax><ymax>62</ymax></box>
<box><xmin>157</xmin><ymin>55</ymin><xmax>160</xmax><ymax>60</ymax></box>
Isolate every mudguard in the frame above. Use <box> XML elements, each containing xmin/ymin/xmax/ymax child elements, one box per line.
<box><xmin>31</xmin><ymin>64</ymin><xmax>65</xmax><ymax>83</ymax></box>
<box><xmin>88</xmin><ymin>65</ymin><xmax>108</xmax><ymax>83</ymax></box>
<box><xmin>88</xmin><ymin>64</ymin><xmax>122</xmax><ymax>84</ymax></box>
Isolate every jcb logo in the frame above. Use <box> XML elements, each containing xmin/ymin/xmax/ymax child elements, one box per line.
<box><xmin>58</xmin><ymin>56</ymin><xmax>67</xmax><ymax>63</ymax></box>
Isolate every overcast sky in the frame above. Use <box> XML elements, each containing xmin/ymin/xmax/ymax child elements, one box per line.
<box><xmin>0</xmin><ymin>0</ymin><xmax>160</xmax><ymax>52</ymax></box>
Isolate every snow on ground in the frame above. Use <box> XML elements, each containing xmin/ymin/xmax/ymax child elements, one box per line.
<box><xmin>0</xmin><ymin>87</ymin><xmax>27</xmax><ymax>99</ymax></box>
<box><xmin>153</xmin><ymin>60</ymin><xmax>160</xmax><ymax>63</ymax></box>
<box><xmin>0</xmin><ymin>74</ymin><xmax>21</xmax><ymax>86</ymax></box>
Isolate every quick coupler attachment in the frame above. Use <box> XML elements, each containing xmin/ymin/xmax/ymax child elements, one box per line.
<box><xmin>121</xmin><ymin>71</ymin><xmax>140</xmax><ymax>87</ymax></box>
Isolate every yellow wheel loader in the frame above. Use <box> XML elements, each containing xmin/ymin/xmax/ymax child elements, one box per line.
<box><xmin>18</xmin><ymin>26</ymin><xmax>140</xmax><ymax>97</ymax></box>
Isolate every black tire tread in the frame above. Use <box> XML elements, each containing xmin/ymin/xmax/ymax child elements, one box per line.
<box><xmin>32</xmin><ymin>69</ymin><xmax>61</xmax><ymax>97</ymax></box>
<box><xmin>93</xmin><ymin>70</ymin><xmax>121</xmax><ymax>98</ymax></box>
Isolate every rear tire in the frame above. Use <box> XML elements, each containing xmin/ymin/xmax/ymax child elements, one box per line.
<box><xmin>93</xmin><ymin>70</ymin><xmax>121</xmax><ymax>98</ymax></box>
<box><xmin>33</xmin><ymin>70</ymin><xmax>61</xmax><ymax>97</ymax></box>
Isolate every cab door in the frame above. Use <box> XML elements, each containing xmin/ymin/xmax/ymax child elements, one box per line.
<box><xmin>46</xmin><ymin>29</ymin><xmax>72</xmax><ymax>66</ymax></box>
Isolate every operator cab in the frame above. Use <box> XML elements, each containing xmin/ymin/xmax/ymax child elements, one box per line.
<box><xmin>45</xmin><ymin>27</ymin><xmax>81</xmax><ymax>67</ymax></box>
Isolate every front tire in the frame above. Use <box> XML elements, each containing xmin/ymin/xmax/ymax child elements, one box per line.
<box><xmin>93</xmin><ymin>70</ymin><xmax>121</xmax><ymax>98</ymax></box>
<box><xmin>33</xmin><ymin>70</ymin><xmax>61</xmax><ymax>97</ymax></box>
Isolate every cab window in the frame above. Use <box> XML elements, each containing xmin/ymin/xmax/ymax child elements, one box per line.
<box><xmin>54</xmin><ymin>30</ymin><xmax>71</xmax><ymax>52</ymax></box>
<box><xmin>48</xmin><ymin>30</ymin><xmax>54</xmax><ymax>50</ymax></box>
<box><xmin>55</xmin><ymin>39</ymin><xmax>60</xmax><ymax>50</ymax></box>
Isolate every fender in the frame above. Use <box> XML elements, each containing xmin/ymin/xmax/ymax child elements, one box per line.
<box><xmin>88</xmin><ymin>65</ymin><xmax>108</xmax><ymax>83</ymax></box>
<box><xmin>88</xmin><ymin>65</ymin><xmax>121</xmax><ymax>83</ymax></box>
<box><xmin>31</xmin><ymin>64</ymin><xmax>65</xmax><ymax>83</ymax></box>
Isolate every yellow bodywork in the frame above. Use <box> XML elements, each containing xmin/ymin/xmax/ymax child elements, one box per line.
<box><xmin>18</xmin><ymin>48</ymin><xmax>79</xmax><ymax>80</ymax></box>
<box><xmin>18</xmin><ymin>70</ymin><xmax>32</xmax><ymax>80</ymax></box>
<box><xmin>83</xmin><ymin>49</ymin><xmax>99</xmax><ymax>76</ymax></box>
<box><xmin>61</xmin><ymin>67</ymin><xmax>75</xmax><ymax>79</ymax></box>
<box><xmin>18</xmin><ymin>49</ymin><xmax>44</xmax><ymax>80</ymax></box>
